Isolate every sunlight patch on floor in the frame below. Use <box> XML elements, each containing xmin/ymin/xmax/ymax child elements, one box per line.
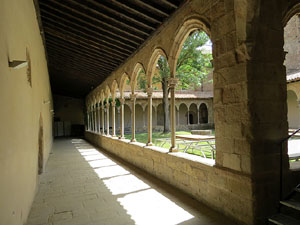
<box><xmin>103</xmin><ymin>174</ymin><xmax>150</xmax><ymax>195</ymax></box>
<box><xmin>118</xmin><ymin>189</ymin><xmax>194</xmax><ymax>225</ymax></box>
<box><xmin>75</xmin><ymin>141</ymin><xmax>195</xmax><ymax>225</ymax></box>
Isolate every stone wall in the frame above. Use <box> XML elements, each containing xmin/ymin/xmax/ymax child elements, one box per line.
<box><xmin>284</xmin><ymin>14</ymin><xmax>300</xmax><ymax>75</ymax></box>
<box><xmin>0</xmin><ymin>0</ymin><xmax>53</xmax><ymax>224</ymax></box>
<box><xmin>86</xmin><ymin>132</ymin><xmax>253</xmax><ymax>225</ymax></box>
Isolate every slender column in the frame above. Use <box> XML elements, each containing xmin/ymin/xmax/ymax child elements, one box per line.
<box><xmin>111</xmin><ymin>101</ymin><xmax>116</xmax><ymax>137</ymax></box>
<box><xmin>147</xmin><ymin>88</ymin><xmax>153</xmax><ymax>146</ymax></box>
<box><xmin>117</xmin><ymin>107</ymin><xmax>120</xmax><ymax>135</ymax></box>
<box><xmin>187</xmin><ymin>109</ymin><xmax>190</xmax><ymax>125</ymax></box>
<box><xmin>198</xmin><ymin>108</ymin><xmax>200</xmax><ymax>124</ymax></box>
<box><xmin>177</xmin><ymin>108</ymin><xmax>180</xmax><ymax>125</ymax></box>
<box><xmin>91</xmin><ymin>107</ymin><xmax>94</xmax><ymax>131</ymax></box>
<box><xmin>95</xmin><ymin>106</ymin><xmax>98</xmax><ymax>133</ymax></box>
<box><xmin>101</xmin><ymin>104</ymin><xmax>105</xmax><ymax>135</ymax></box>
<box><xmin>97</xmin><ymin>105</ymin><xmax>101</xmax><ymax>134</ymax></box>
<box><xmin>130</xmin><ymin>94</ymin><xmax>137</xmax><ymax>142</ymax></box>
<box><xmin>94</xmin><ymin>107</ymin><xmax>97</xmax><ymax>132</ymax></box>
<box><xmin>168</xmin><ymin>78</ymin><xmax>178</xmax><ymax>152</ymax></box>
<box><xmin>106</xmin><ymin>102</ymin><xmax>110</xmax><ymax>136</ymax></box>
<box><xmin>119</xmin><ymin>98</ymin><xmax>125</xmax><ymax>139</ymax></box>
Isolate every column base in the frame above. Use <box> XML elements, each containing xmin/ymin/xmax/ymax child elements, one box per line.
<box><xmin>169</xmin><ymin>147</ymin><xmax>178</xmax><ymax>152</ymax></box>
<box><xmin>146</xmin><ymin>142</ymin><xmax>153</xmax><ymax>146</ymax></box>
<box><xmin>131</xmin><ymin>138</ymin><xmax>136</xmax><ymax>142</ymax></box>
<box><xmin>119</xmin><ymin>136</ymin><xmax>125</xmax><ymax>139</ymax></box>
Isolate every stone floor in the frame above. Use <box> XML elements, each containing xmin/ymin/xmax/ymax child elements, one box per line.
<box><xmin>26</xmin><ymin>138</ymin><xmax>236</xmax><ymax>225</ymax></box>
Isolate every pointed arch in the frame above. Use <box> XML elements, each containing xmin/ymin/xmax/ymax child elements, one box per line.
<box><xmin>119</xmin><ymin>72</ymin><xmax>130</xmax><ymax>97</ymax></box>
<box><xmin>131</xmin><ymin>63</ymin><xmax>146</xmax><ymax>93</ymax></box>
<box><xmin>147</xmin><ymin>48</ymin><xmax>168</xmax><ymax>85</ymax></box>
<box><xmin>169</xmin><ymin>16</ymin><xmax>211</xmax><ymax>76</ymax></box>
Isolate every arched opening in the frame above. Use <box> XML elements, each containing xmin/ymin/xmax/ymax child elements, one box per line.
<box><xmin>38</xmin><ymin>114</ymin><xmax>44</xmax><ymax>175</ymax></box>
<box><xmin>199</xmin><ymin>103</ymin><xmax>208</xmax><ymax>124</ymax></box>
<box><xmin>179</xmin><ymin>104</ymin><xmax>188</xmax><ymax>125</ymax></box>
<box><xmin>287</xmin><ymin>90</ymin><xmax>300</xmax><ymax>128</ymax></box>
<box><xmin>135</xmin><ymin>104</ymin><xmax>144</xmax><ymax>132</ymax></box>
<box><xmin>189</xmin><ymin>103</ymin><xmax>198</xmax><ymax>124</ymax></box>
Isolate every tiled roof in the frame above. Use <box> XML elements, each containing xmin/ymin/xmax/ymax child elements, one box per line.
<box><xmin>120</xmin><ymin>90</ymin><xmax>213</xmax><ymax>99</ymax></box>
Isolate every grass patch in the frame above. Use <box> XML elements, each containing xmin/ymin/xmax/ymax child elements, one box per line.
<box><xmin>125</xmin><ymin>131</ymin><xmax>215</xmax><ymax>159</ymax></box>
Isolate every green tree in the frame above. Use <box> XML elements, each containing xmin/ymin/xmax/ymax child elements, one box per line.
<box><xmin>137</xmin><ymin>30</ymin><xmax>212</xmax><ymax>133</ymax></box>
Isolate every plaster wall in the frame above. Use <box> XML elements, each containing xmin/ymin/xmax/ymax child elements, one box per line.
<box><xmin>53</xmin><ymin>95</ymin><xmax>84</xmax><ymax>125</ymax></box>
<box><xmin>0</xmin><ymin>0</ymin><xmax>53</xmax><ymax>224</ymax></box>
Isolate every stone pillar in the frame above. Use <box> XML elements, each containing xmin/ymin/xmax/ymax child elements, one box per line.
<box><xmin>117</xmin><ymin>106</ymin><xmax>120</xmax><ymax>134</ymax></box>
<box><xmin>198</xmin><ymin>108</ymin><xmax>200</xmax><ymax>124</ymax></box>
<box><xmin>101</xmin><ymin>104</ymin><xmax>105</xmax><ymax>135</ymax></box>
<box><xmin>147</xmin><ymin>88</ymin><xmax>153</xmax><ymax>146</ymax></box>
<box><xmin>111</xmin><ymin>101</ymin><xmax>116</xmax><ymax>137</ymax></box>
<box><xmin>168</xmin><ymin>78</ymin><xmax>178</xmax><ymax>152</ymax></box>
<box><xmin>130</xmin><ymin>94</ymin><xmax>137</xmax><ymax>142</ymax></box>
<box><xmin>106</xmin><ymin>102</ymin><xmax>110</xmax><ymax>136</ymax></box>
<box><xmin>119</xmin><ymin>98</ymin><xmax>125</xmax><ymax>139</ymax></box>
<box><xmin>187</xmin><ymin>109</ymin><xmax>190</xmax><ymax>125</ymax></box>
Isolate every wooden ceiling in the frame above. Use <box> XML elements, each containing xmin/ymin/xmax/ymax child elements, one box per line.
<box><xmin>37</xmin><ymin>0</ymin><xmax>185</xmax><ymax>98</ymax></box>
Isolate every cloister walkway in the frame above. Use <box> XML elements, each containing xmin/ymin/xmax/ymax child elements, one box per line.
<box><xmin>26</xmin><ymin>138</ymin><xmax>236</xmax><ymax>225</ymax></box>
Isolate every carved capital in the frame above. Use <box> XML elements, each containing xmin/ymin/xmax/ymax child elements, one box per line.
<box><xmin>106</xmin><ymin>103</ymin><xmax>110</xmax><ymax>108</ymax></box>
<box><xmin>111</xmin><ymin>101</ymin><xmax>116</xmax><ymax>107</ymax></box>
<box><xmin>147</xmin><ymin>87</ymin><xmax>153</xmax><ymax>97</ymax></box>
<box><xmin>168</xmin><ymin>78</ymin><xmax>178</xmax><ymax>89</ymax></box>
<box><xmin>119</xmin><ymin>98</ymin><xmax>125</xmax><ymax>105</ymax></box>
<box><xmin>130</xmin><ymin>94</ymin><xmax>137</xmax><ymax>102</ymax></box>
<box><xmin>101</xmin><ymin>105</ymin><xmax>105</xmax><ymax>110</ymax></box>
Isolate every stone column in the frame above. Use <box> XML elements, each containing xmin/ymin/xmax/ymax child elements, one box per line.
<box><xmin>87</xmin><ymin>109</ymin><xmax>90</xmax><ymax>131</ymax></box>
<box><xmin>147</xmin><ymin>88</ymin><xmax>153</xmax><ymax>146</ymax></box>
<box><xmin>198</xmin><ymin>108</ymin><xmax>200</xmax><ymax>124</ymax></box>
<box><xmin>94</xmin><ymin>107</ymin><xmax>97</xmax><ymax>132</ymax></box>
<box><xmin>168</xmin><ymin>78</ymin><xmax>178</xmax><ymax>152</ymax></box>
<box><xmin>119</xmin><ymin>98</ymin><xmax>125</xmax><ymax>139</ymax></box>
<box><xmin>177</xmin><ymin>108</ymin><xmax>180</xmax><ymax>125</ymax></box>
<box><xmin>97</xmin><ymin>105</ymin><xmax>101</xmax><ymax>134</ymax></box>
<box><xmin>130</xmin><ymin>94</ymin><xmax>137</xmax><ymax>142</ymax></box>
<box><xmin>187</xmin><ymin>109</ymin><xmax>190</xmax><ymax>125</ymax></box>
<box><xmin>106</xmin><ymin>102</ymin><xmax>110</xmax><ymax>136</ymax></box>
<box><xmin>111</xmin><ymin>101</ymin><xmax>116</xmax><ymax>137</ymax></box>
<box><xmin>101</xmin><ymin>104</ymin><xmax>105</xmax><ymax>135</ymax></box>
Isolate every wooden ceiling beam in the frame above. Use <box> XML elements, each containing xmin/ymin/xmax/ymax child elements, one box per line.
<box><xmin>106</xmin><ymin>0</ymin><xmax>162</xmax><ymax>24</ymax></box>
<box><xmin>40</xmin><ymin>9</ymin><xmax>138</xmax><ymax>51</ymax></box>
<box><xmin>46</xmin><ymin>40</ymin><xmax>118</xmax><ymax>71</ymax></box>
<box><xmin>86</xmin><ymin>0</ymin><xmax>156</xmax><ymax>31</ymax></box>
<box><xmin>44</xmin><ymin>31</ymin><xmax>125</xmax><ymax>66</ymax></box>
<box><xmin>41</xmin><ymin>1</ymin><xmax>143</xmax><ymax>46</ymax></box>
<box><xmin>43</xmin><ymin>22</ymin><xmax>131</xmax><ymax>58</ymax></box>
<box><xmin>158</xmin><ymin>0</ymin><xmax>178</xmax><ymax>9</ymax></box>
<box><xmin>44</xmin><ymin>31</ymin><xmax>125</xmax><ymax>65</ymax></box>
<box><xmin>130</xmin><ymin>0</ymin><xmax>169</xmax><ymax>17</ymax></box>
<box><xmin>47</xmin><ymin>50</ymin><xmax>113</xmax><ymax>75</ymax></box>
<box><xmin>47</xmin><ymin>49</ymin><xmax>112</xmax><ymax>75</ymax></box>
<box><xmin>66</xmin><ymin>0</ymin><xmax>150</xmax><ymax>38</ymax></box>
<box><xmin>41</xmin><ymin>4</ymin><xmax>141</xmax><ymax>49</ymax></box>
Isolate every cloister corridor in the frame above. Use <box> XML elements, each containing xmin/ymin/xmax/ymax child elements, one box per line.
<box><xmin>26</xmin><ymin>139</ymin><xmax>235</xmax><ymax>225</ymax></box>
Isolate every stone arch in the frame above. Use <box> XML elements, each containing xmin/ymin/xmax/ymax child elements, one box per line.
<box><xmin>283</xmin><ymin>2</ymin><xmax>300</xmax><ymax>26</ymax></box>
<box><xmin>111</xmin><ymin>80</ymin><xmax>119</xmax><ymax>99</ymax></box>
<box><xmin>147</xmin><ymin>48</ymin><xmax>168</xmax><ymax>85</ymax></box>
<box><xmin>199</xmin><ymin>103</ymin><xmax>208</xmax><ymax>124</ymax></box>
<box><xmin>119</xmin><ymin>73</ymin><xmax>130</xmax><ymax>97</ymax></box>
<box><xmin>131</xmin><ymin>63</ymin><xmax>146</xmax><ymax>93</ymax></box>
<box><xmin>38</xmin><ymin>113</ymin><xmax>44</xmax><ymax>175</ymax></box>
<box><xmin>169</xmin><ymin>16</ymin><xmax>211</xmax><ymax>75</ymax></box>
